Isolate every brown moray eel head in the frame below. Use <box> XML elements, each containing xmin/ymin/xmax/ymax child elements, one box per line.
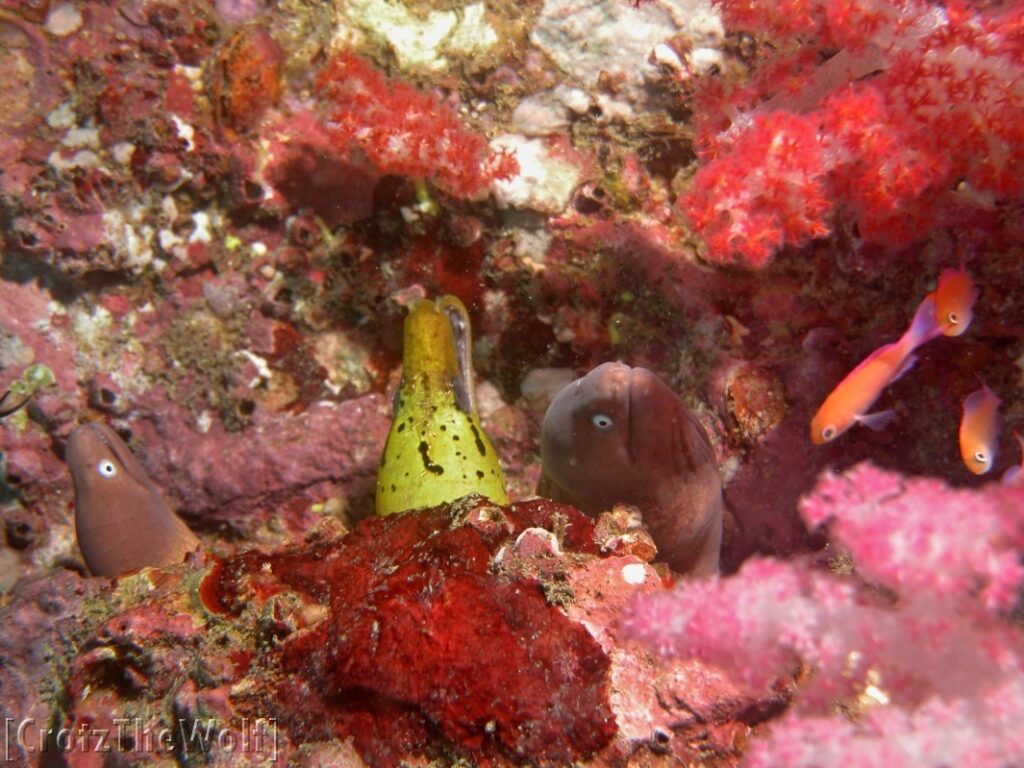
<box><xmin>538</xmin><ymin>363</ymin><xmax>723</xmax><ymax>575</ymax></box>
<box><xmin>67</xmin><ymin>422</ymin><xmax>200</xmax><ymax>577</ymax></box>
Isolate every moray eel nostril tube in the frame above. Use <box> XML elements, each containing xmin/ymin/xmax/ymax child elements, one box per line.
<box><xmin>0</xmin><ymin>390</ymin><xmax>30</xmax><ymax>418</ymax></box>
<box><xmin>375</xmin><ymin>295</ymin><xmax>508</xmax><ymax>516</ymax></box>
<box><xmin>67</xmin><ymin>421</ymin><xmax>200</xmax><ymax>577</ymax></box>
<box><xmin>538</xmin><ymin>362</ymin><xmax>723</xmax><ymax>576</ymax></box>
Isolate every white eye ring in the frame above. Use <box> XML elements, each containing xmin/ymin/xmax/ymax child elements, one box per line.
<box><xmin>821</xmin><ymin>425</ymin><xmax>837</xmax><ymax>441</ymax></box>
<box><xmin>97</xmin><ymin>459</ymin><xmax>118</xmax><ymax>478</ymax></box>
<box><xmin>947</xmin><ymin>312</ymin><xmax>959</xmax><ymax>325</ymax></box>
<box><xmin>974</xmin><ymin>450</ymin><xmax>988</xmax><ymax>464</ymax></box>
<box><xmin>592</xmin><ymin>413</ymin><xmax>614</xmax><ymax>430</ymax></box>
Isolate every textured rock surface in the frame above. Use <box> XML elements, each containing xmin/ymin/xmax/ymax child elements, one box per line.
<box><xmin>5</xmin><ymin>499</ymin><xmax>777</xmax><ymax>767</ymax></box>
<box><xmin>1</xmin><ymin>0</ymin><xmax>1022</xmax><ymax>765</ymax></box>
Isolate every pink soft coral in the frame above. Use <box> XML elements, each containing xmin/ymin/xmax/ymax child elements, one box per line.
<box><xmin>315</xmin><ymin>52</ymin><xmax>517</xmax><ymax>199</ymax></box>
<box><xmin>625</xmin><ymin>463</ymin><xmax>1024</xmax><ymax>765</ymax></box>
<box><xmin>683</xmin><ymin>0</ymin><xmax>1024</xmax><ymax>266</ymax></box>
<box><xmin>801</xmin><ymin>463</ymin><xmax>1024</xmax><ymax>612</ymax></box>
<box><xmin>743</xmin><ymin>680</ymin><xmax>1024</xmax><ymax>768</ymax></box>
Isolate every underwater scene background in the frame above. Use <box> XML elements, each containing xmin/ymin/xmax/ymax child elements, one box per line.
<box><xmin>1</xmin><ymin>0</ymin><xmax>1023</xmax><ymax>765</ymax></box>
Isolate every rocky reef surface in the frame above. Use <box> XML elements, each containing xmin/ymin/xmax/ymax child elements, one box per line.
<box><xmin>1</xmin><ymin>0</ymin><xmax>1022</xmax><ymax>766</ymax></box>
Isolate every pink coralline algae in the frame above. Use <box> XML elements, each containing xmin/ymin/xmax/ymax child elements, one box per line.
<box><xmin>315</xmin><ymin>52</ymin><xmax>519</xmax><ymax>200</ymax></box>
<box><xmin>0</xmin><ymin>571</ymin><xmax>103</xmax><ymax>766</ymax></box>
<box><xmin>131</xmin><ymin>395</ymin><xmax>392</xmax><ymax>531</ymax></box>
<box><xmin>683</xmin><ymin>0</ymin><xmax>1024</xmax><ymax>266</ymax></box>
<box><xmin>626</xmin><ymin>463</ymin><xmax>1024</xmax><ymax>766</ymax></box>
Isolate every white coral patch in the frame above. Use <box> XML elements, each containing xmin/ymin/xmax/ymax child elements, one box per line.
<box><xmin>340</xmin><ymin>0</ymin><xmax>497</xmax><ymax>72</ymax></box>
<box><xmin>45</xmin><ymin>3</ymin><xmax>83</xmax><ymax>36</ymax></box>
<box><xmin>171</xmin><ymin>115</ymin><xmax>196</xmax><ymax>151</ymax></box>
<box><xmin>621</xmin><ymin>562</ymin><xmax>648</xmax><ymax>585</ymax></box>
<box><xmin>490</xmin><ymin>135</ymin><xmax>581</xmax><ymax>214</ymax></box>
<box><xmin>531</xmin><ymin>0</ymin><xmax>724</xmax><ymax>113</ymax></box>
<box><xmin>189</xmin><ymin>211</ymin><xmax>216</xmax><ymax>244</ymax></box>
<box><xmin>102</xmin><ymin>207</ymin><xmax>155</xmax><ymax>270</ymax></box>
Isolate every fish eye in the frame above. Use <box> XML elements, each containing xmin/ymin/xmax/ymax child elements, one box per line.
<box><xmin>821</xmin><ymin>425</ymin><xmax>837</xmax><ymax>441</ymax></box>
<box><xmin>591</xmin><ymin>413</ymin><xmax>614</xmax><ymax>431</ymax></box>
<box><xmin>947</xmin><ymin>312</ymin><xmax>959</xmax><ymax>325</ymax></box>
<box><xmin>974</xmin><ymin>450</ymin><xmax>988</xmax><ymax>465</ymax></box>
<box><xmin>97</xmin><ymin>459</ymin><xmax>118</xmax><ymax>478</ymax></box>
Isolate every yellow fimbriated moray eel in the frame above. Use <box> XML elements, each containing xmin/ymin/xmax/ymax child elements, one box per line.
<box><xmin>375</xmin><ymin>295</ymin><xmax>508</xmax><ymax>515</ymax></box>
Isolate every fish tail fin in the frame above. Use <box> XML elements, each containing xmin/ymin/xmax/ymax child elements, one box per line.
<box><xmin>901</xmin><ymin>294</ymin><xmax>943</xmax><ymax>351</ymax></box>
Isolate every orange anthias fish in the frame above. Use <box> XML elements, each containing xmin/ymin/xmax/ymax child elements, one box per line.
<box><xmin>930</xmin><ymin>264</ymin><xmax>978</xmax><ymax>337</ymax></box>
<box><xmin>811</xmin><ymin>295</ymin><xmax>943</xmax><ymax>444</ymax></box>
<box><xmin>959</xmin><ymin>383</ymin><xmax>1002</xmax><ymax>474</ymax></box>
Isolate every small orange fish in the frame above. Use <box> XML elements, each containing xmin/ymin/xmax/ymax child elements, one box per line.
<box><xmin>811</xmin><ymin>295</ymin><xmax>942</xmax><ymax>444</ymax></box>
<box><xmin>959</xmin><ymin>382</ymin><xmax>1001</xmax><ymax>474</ymax></box>
<box><xmin>1002</xmin><ymin>432</ymin><xmax>1024</xmax><ymax>486</ymax></box>
<box><xmin>931</xmin><ymin>264</ymin><xmax>978</xmax><ymax>337</ymax></box>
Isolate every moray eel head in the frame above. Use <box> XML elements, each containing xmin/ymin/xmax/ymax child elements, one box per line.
<box><xmin>539</xmin><ymin>362</ymin><xmax>645</xmax><ymax>506</ymax></box>
<box><xmin>375</xmin><ymin>296</ymin><xmax>508</xmax><ymax>516</ymax></box>
<box><xmin>539</xmin><ymin>362</ymin><xmax>723</xmax><ymax>575</ymax></box>
<box><xmin>68</xmin><ymin>422</ymin><xmax>200</xmax><ymax>577</ymax></box>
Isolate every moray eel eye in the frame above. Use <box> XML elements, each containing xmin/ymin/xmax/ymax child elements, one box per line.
<box><xmin>97</xmin><ymin>459</ymin><xmax>118</xmax><ymax>479</ymax></box>
<box><xmin>821</xmin><ymin>425</ymin><xmax>837</xmax><ymax>441</ymax></box>
<box><xmin>591</xmin><ymin>413</ymin><xmax>614</xmax><ymax>430</ymax></box>
<box><xmin>974</xmin><ymin>450</ymin><xmax>988</xmax><ymax>465</ymax></box>
<box><xmin>947</xmin><ymin>312</ymin><xmax>959</xmax><ymax>325</ymax></box>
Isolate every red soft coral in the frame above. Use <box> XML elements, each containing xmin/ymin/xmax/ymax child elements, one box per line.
<box><xmin>315</xmin><ymin>52</ymin><xmax>517</xmax><ymax>199</ymax></box>
<box><xmin>683</xmin><ymin>111</ymin><xmax>832</xmax><ymax>267</ymax></box>
<box><xmin>682</xmin><ymin>0</ymin><xmax>1024</xmax><ymax>267</ymax></box>
<box><xmin>800</xmin><ymin>463</ymin><xmax>1024</xmax><ymax>612</ymax></box>
<box><xmin>820</xmin><ymin>83</ymin><xmax>951</xmax><ymax>246</ymax></box>
<box><xmin>716</xmin><ymin>0</ymin><xmax>830</xmax><ymax>43</ymax></box>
